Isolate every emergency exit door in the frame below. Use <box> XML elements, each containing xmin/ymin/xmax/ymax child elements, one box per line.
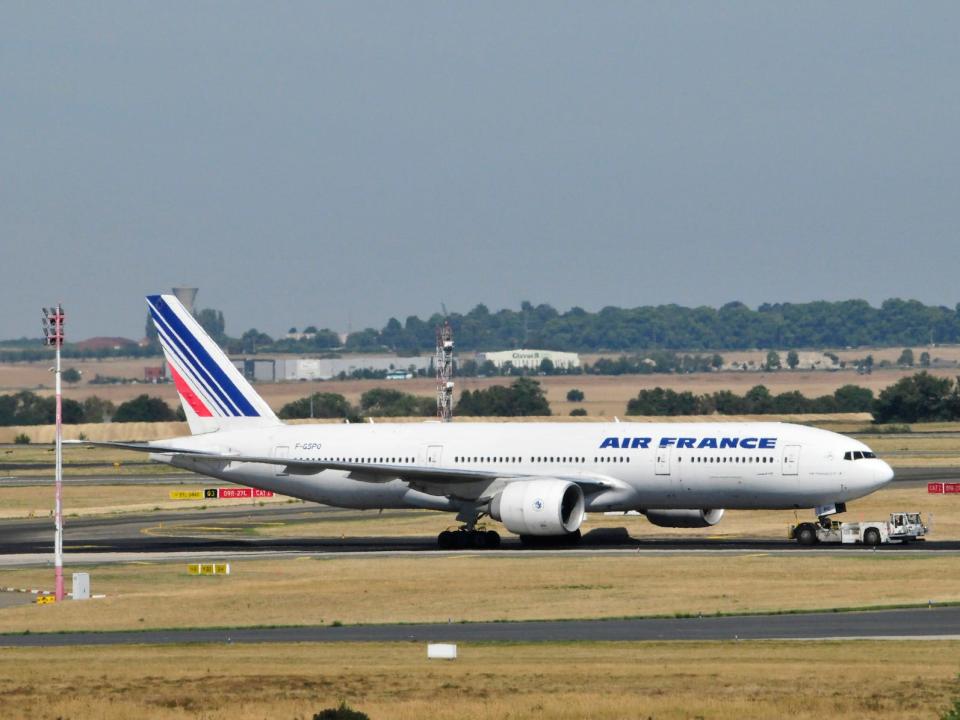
<box><xmin>782</xmin><ymin>445</ymin><xmax>800</xmax><ymax>475</ymax></box>
<box><xmin>655</xmin><ymin>447</ymin><xmax>671</xmax><ymax>475</ymax></box>
<box><xmin>426</xmin><ymin>445</ymin><xmax>443</xmax><ymax>465</ymax></box>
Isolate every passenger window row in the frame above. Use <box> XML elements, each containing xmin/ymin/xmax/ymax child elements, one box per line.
<box><xmin>294</xmin><ymin>457</ymin><xmax>415</xmax><ymax>464</ymax></box>
<box><xmin>677</xmin><ymin>456</ymin><xmax>774</xmax><ymax>464</ymax></box>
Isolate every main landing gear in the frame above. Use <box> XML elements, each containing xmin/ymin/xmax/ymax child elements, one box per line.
<box><xmin>437</xmin><ymin>508</ymin><xmax>500</xmax><ymax>549</ymax></box>
<box><xmin>437</xmin><ymin>528</ymin><xmax>501</xmax><ymax>549</ymax></box>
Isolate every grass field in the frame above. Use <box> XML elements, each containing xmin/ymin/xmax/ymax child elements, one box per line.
<box><xmin>0</xmin><ymin>641</ymin><xmax>957</xmax><ymax>719</ymax></box>
<box><xmin>1</xmin><ymin>551</ymin><xmax>958</xmax><ymax>633</ymax></box>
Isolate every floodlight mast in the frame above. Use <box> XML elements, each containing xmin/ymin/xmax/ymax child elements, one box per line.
<box><xmin>42</xmin><ymin>304</ymin><xmax>65</xmax><ymax>601</ymax></box>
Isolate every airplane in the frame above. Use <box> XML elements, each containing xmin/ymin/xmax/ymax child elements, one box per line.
<box><xmin>84</xmin><ymin>294</ymin><xmax>895</xmax><ymax>548</ymax></box>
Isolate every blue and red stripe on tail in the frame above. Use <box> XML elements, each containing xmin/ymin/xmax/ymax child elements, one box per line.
<box><xmin>146</xmin><ymin>294</ymin><xmax>279</xmax><ymax>434</ymax></box>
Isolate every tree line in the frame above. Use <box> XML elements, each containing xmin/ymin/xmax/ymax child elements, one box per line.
<box><xmin>343</xmin><ymin>298</ymin><xmax>960</xmax><ymax>353</ymax></box>
<box><xmin>6</xmin><ymin>297</ymin><xmax>960</xmax><ymax>361</ymax></box>
<box><xmin>626</xmin><ymin>385</ymin><xmax>876</xmax><ymax>416</ymax></box>
<box><xmin>625</xmin><ymin>372</ymin><xmax>960</xmax><ymax>423</ymax></box>
<box><xmin>5</xmin><ymin>373</ymin><xmax>959</xmax><ymax>430</ymax></box>
<box><xmin>277</xmin><ymin>379</ymin><xmax>552</xmax><ymax>421</ymax></box>
<box><xmin>0</xmin><ymin>392</ymin><xmax>183</xmax><ymax>427</ymax></box>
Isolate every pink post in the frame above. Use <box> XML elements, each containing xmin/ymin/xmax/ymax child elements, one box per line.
<box><xmin>44</xmin><ymin>305</ymin><xmax>65</xmax><ymax>601</ymax></box>
<box><xmin>54</xmin><ymin>351</ymin><xmax>63</xmax><ymax>601</ymax></box>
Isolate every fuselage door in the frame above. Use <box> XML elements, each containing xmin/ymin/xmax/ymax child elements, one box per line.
<box><xmin>426</xmin><ymin>445</ymin><xmax>443</xmax><ymax>465</ymax></box>
<box><xmin>782</xmin><ymin>444</ymin><xmax>801</xmax><ymax>476</ymax></box>
<box><xmin>655</xmin><ymin>447</ymin><xmax>671</xmax><ymax>475</ymax></box>
<box><xmin>274</xmin><ymin>445</ymin><xmax>290</xmax><ymax>476</ymax></box>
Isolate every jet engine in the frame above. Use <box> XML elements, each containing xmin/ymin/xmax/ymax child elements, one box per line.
<box><xmin>643</xmin><ymin>508</ymin><xmax>725</xmax><ymax>528</ymax></box>
<box><xmin>489</xmin><ymin>480</ymin><xmax>585</xmax><ymax>536</ymax></box>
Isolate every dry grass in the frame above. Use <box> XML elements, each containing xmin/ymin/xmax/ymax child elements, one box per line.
<box><xmin>861</xmin><ymin>434</ymin><xmax>960</xmax><ymax>467</ymax></box>
<box><xmin>0</xmin><ymin>641</ymin><xmax>957</xmax><ymax>719</ymax></box>
<box><xmin>0</xmin><ymin>421</ymin><xmax>189</xmax><ymax>444</ymax></box>
<box><xmin>1</xmin><ymin>551</ymin><xmax>958</xmax><ymax>634</ymax></box>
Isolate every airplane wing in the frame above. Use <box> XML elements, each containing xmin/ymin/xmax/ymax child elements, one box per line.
<box><xmin>70</xmin><ymin>440</ymin><xmax>614</xmax><ymax>490</ymax></box>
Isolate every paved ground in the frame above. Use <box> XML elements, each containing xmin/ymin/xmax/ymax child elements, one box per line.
<box><xmin>0</xmin><ymin>591</ymin><xmax>39</xmax><ymax>609</ymax></box>
<box><xmin>1</xmin><ymin>467</ymin><xmax>956</xmax><ymax>564</ymax></box>
<box><xmin>1</xmin><ymin>606</ymin><xmax>957</xmax><ymax>647</ymax></box>
<box><xmin>2</xmin><ymin>502</ymin><xmax>958</xmax><ymax>562</ymax></box>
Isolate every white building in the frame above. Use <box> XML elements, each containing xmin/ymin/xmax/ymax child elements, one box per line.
<box><xmin>229</xmin><ymin>355</ymin><xmax>433</xmax><ymax>382</ymax></box>
<box><xmin>477</xmin><ymin>349</ymin><xmax>581</xmax><ymax>371</ymax></box>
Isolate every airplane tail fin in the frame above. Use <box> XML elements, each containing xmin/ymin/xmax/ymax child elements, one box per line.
<box><xmin>146</xmin><ymin>294</ymin><xmax>281</xmax><ymax>435</ymax></box>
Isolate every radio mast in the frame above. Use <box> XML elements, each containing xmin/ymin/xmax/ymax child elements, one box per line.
<box><xmin>435</xmin><ymin>319</ymin><xmax>454</xmax><ymax>422</ymax></box>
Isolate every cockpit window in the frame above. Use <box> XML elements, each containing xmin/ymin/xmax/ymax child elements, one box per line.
<box><xmin>844</xmin><ymin>450</ymin><xmax>877</xmax><ymax>460</ymax></box>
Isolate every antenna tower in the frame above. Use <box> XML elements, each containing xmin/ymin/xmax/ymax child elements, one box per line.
<box><xmin>436</xmin><ymin>319</ymin><xmax>454</xmax><ymax>421</ymax></box>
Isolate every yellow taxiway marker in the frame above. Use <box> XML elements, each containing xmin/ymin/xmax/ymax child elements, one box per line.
<box><xmin>169</xmin><ymin>490</ymin><xmax>204</xmax><ymax>500</ymax></box>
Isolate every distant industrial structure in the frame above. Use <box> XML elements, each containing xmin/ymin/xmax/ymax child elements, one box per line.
<box><xmin>477</xmin><ymin>349</ymin><xmax>581</xmax><ymax>371</ymax></box>
<box><xmin>229</xmin><ymin>355</ymin><xmax>433</xmax><ymax>382</ymax></box>
<box><xmin>172</xmin><ymin>286</ymin><xmax>198</xmax><ymax>314</ymax></box>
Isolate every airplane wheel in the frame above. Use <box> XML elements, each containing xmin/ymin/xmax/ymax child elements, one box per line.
<box><xmin>438</xmin><ymin>530</ymin><xmax>455</xmax><ymax>549</ymax></box>
<box><xmin>796</xmin><ymin>524</ymin><xmax>818</xmax><ymax>546</ymax></box>
<box><xmin>485</xmin><ymin>531</ymin><xmax>501</xmax><ymax>549</ymax></box>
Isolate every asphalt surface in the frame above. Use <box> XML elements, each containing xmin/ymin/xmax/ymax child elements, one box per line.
<box><xmin>1</xmin><ymin>606</ymin><xmax>958</xmax><ymax>647</ymax></box>
<box><xmin>0</xmin><ymin>466</ymin><xmax>957</xmax><ymax>559</ymax></box>
<box><xmin>0</xmin><ymin>473</ymin><xmax>194</xmax><ymax>487</ymax></box>
<box><xmin>2</xmin><ymin>502</ymin><xmax>959</xmax><ymax>557</ymax></box>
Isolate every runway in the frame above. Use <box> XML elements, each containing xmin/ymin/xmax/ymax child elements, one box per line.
<box><xmin>2</xmin><ymin>503</ymin><xmax>959</xmax><ymax>562</ymax></box>
<box><xmin>1</xmin><ymin>465</ymin><xmax>957</xmax><ymax>563</ymax></box>
<box><xmin>1</xmin><ymin>606</ymin><xmax>958</xmax><ymax>647</ymax></box>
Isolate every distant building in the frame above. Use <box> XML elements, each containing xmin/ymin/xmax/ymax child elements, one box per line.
<box><xmin>73</xmin><ymin>337</ymin><xmax>138</xmax><ymax>352</ymax></box>
<box><xmin>477</xmin><ymin>349</ymin><xmax>581</xmax><ymax>371</ymax></box>
<box><xmin>144</xmin><ymin>366</ymin><xmax>165</xmax><ymax>383</ymax></box>
<box><xmin>228</xmin><ymin>355</ymin><xmax>433</xmax><ymax>382</ymax></box>
<box><xmin>285</xmin><ymin>331</ymin><xmax>317</xmax><ymax>341</ymax></box>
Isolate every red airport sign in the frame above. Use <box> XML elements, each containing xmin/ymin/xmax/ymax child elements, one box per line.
<box><xmin>929</xmin><ymin>483</ymin><xmax>944</xmax><ymax>494</ymax></box>
<box><xmin>204</xmin><ymin>488</ymin><xmax>275</xmax><ymax>499</ymax></box>
<box><xmin>928</xmin><ymin>482</ymin><xmax>960</xmax><ymax>494</ymax></box>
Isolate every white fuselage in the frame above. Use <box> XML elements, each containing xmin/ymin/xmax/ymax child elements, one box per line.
<box><xmin>154</xmin><ymin>421</ymin><xmax>894</xmax><ymax>514</ymax></box>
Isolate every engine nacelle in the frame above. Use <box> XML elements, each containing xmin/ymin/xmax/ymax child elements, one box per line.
<box><xmin>643</xmin><ymin>508</ymin><xmax>725</xmax><ymax>528</ymax></box>
<box><xmin>489</xmin><ymin>480</ymin><xmax>585</xmax><ymax>536</ymax></box>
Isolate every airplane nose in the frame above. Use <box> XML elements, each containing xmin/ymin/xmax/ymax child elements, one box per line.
<box><xmin>875</xmin><ymin>461</ymin><xmax>895</xmax><ymax>486</ymax></box>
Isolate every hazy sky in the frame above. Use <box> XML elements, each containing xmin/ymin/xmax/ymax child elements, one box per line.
<box><xmin>2</xmin><ymin>2</ymin><xmax>959</xmax><ymax>340</ymax></box>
